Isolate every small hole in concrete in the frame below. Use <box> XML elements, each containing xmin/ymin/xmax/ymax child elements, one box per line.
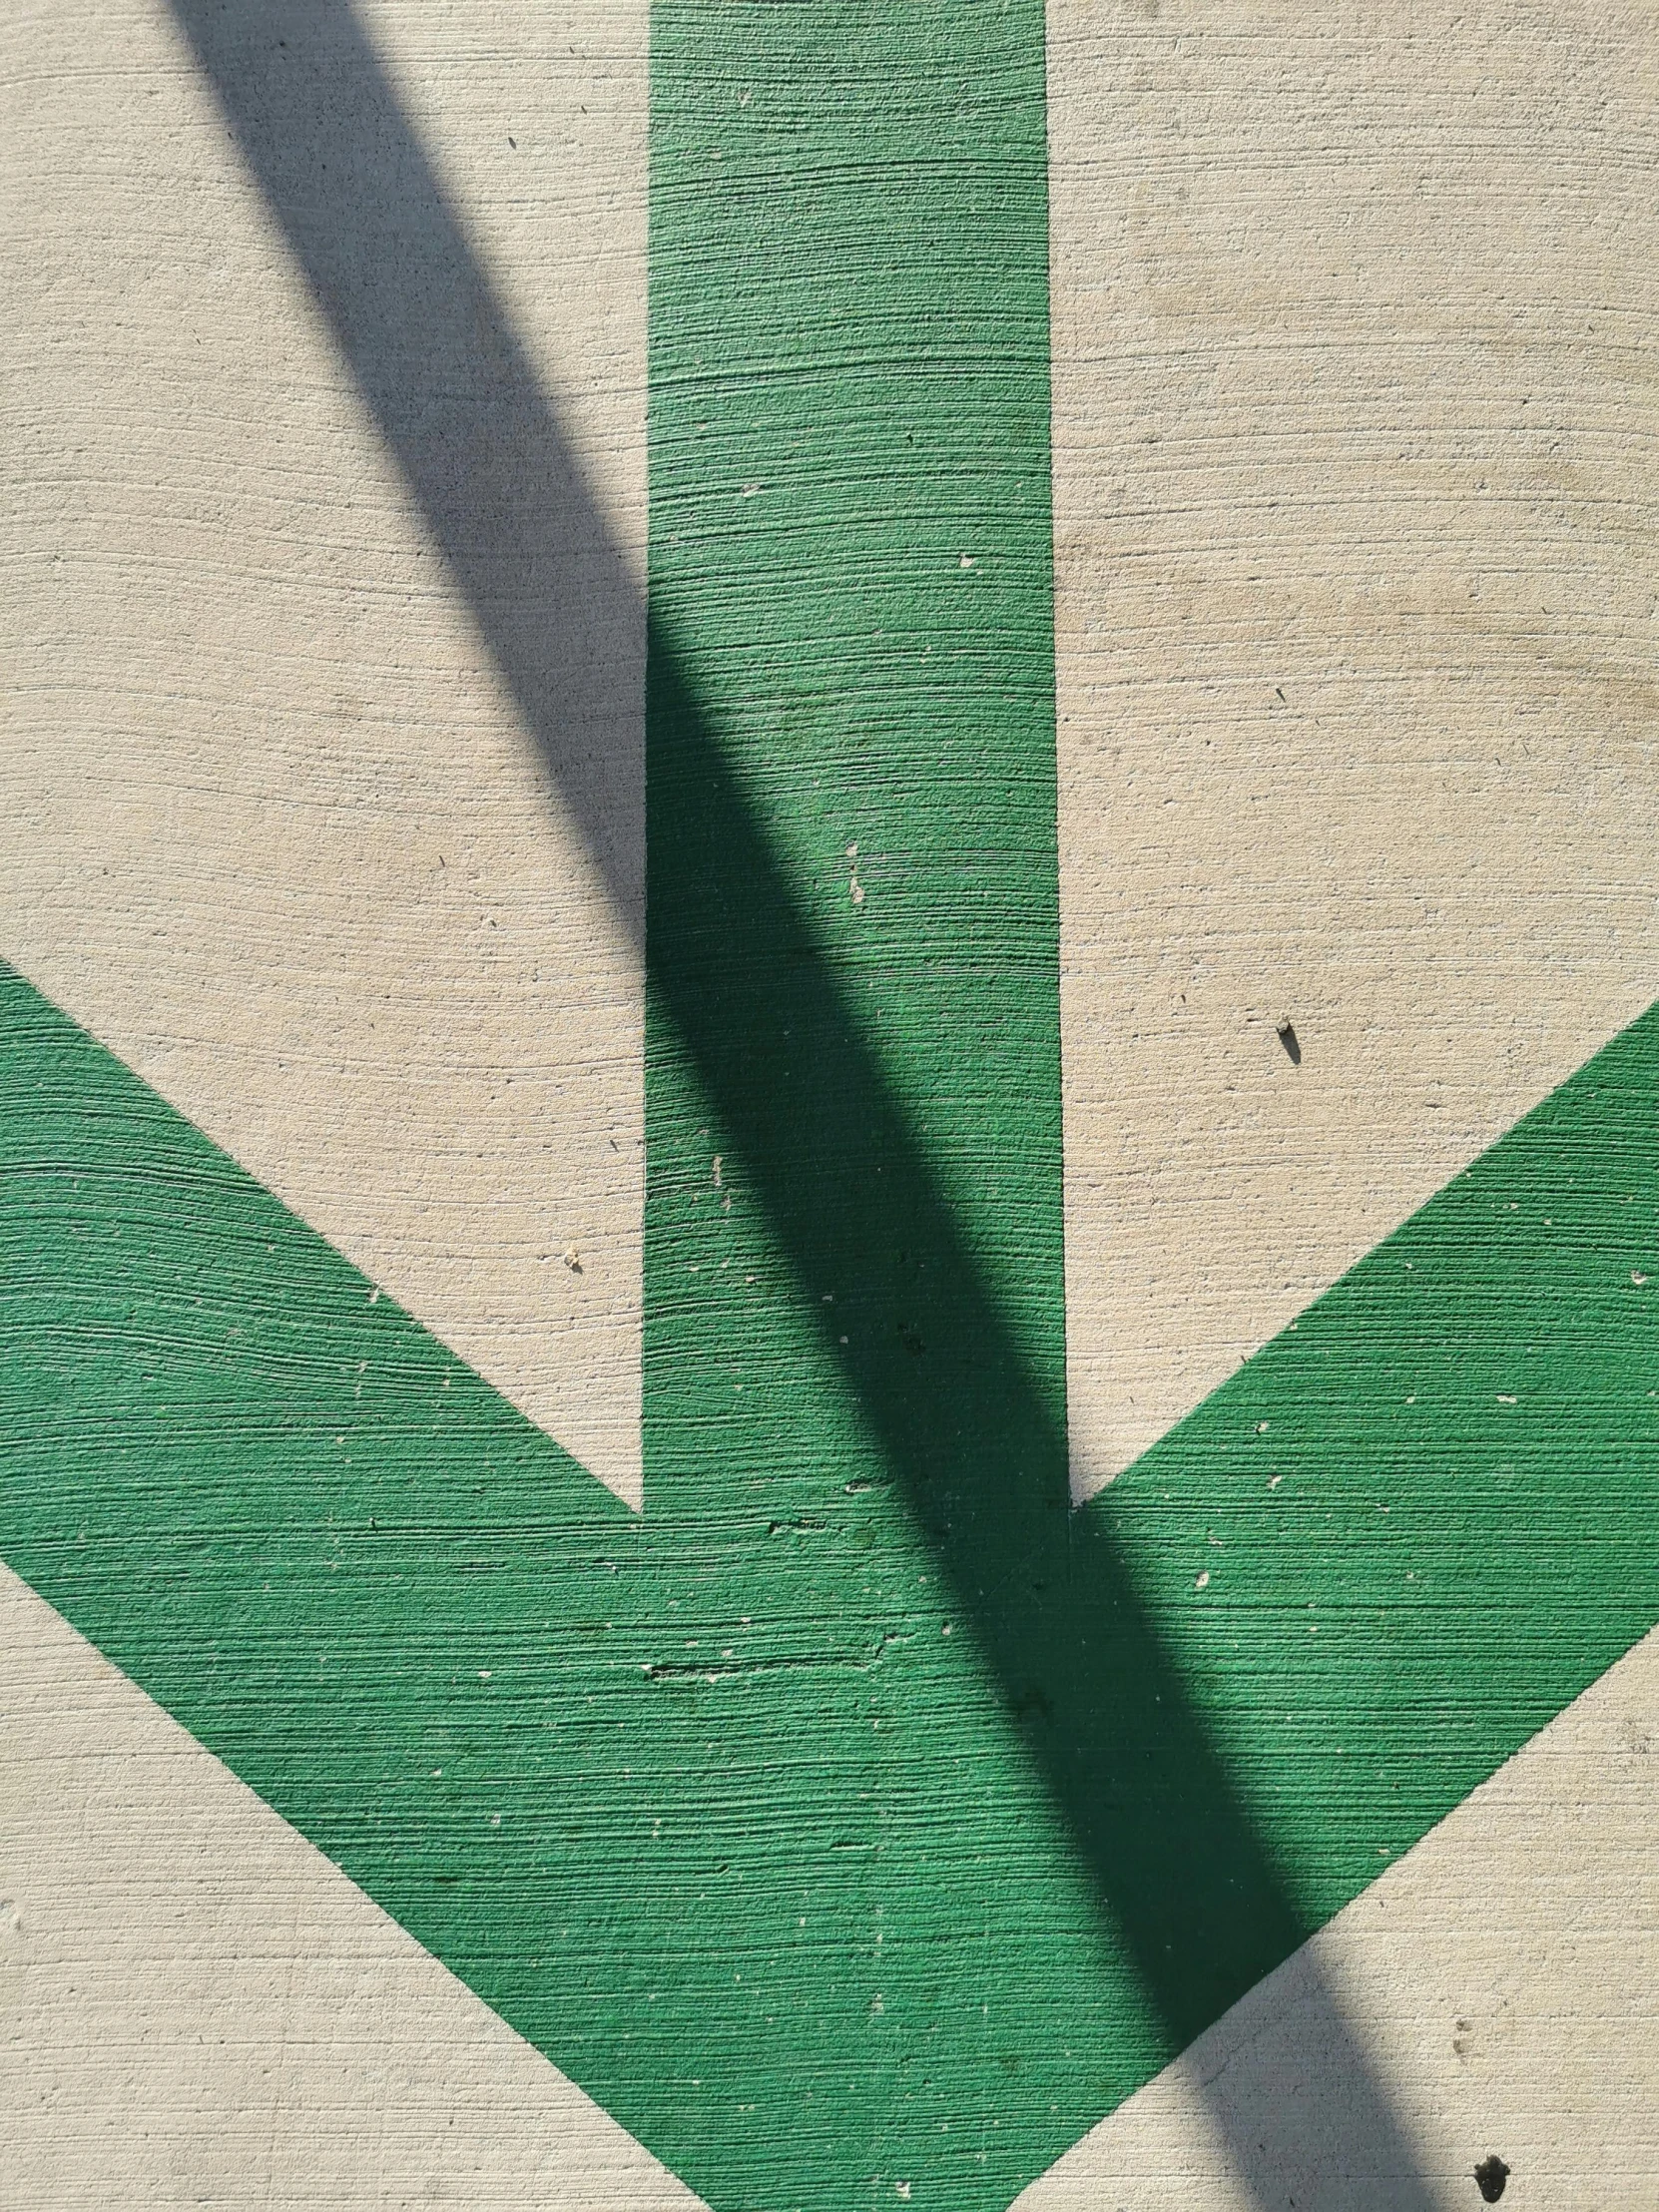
<box><xmin>1474</xmin><ymin>2154</ymin><xmax>1510</xmax><ymax>2203</ymax></box>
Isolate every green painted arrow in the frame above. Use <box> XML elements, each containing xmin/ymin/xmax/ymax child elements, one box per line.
<box><xmin>4</xmin><ymin>3</ymin><xmax>1657</xmax><ymax>2210</ymax></box>
<box><xmin>8</xmin><ymin>962</ymin><xmax>1659</xmax><ymax>2212</ymax></box>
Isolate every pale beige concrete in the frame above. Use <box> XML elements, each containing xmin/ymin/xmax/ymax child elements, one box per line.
<box><xmin>1018</xmin><ymin>1623</ymin><xmax>1659</xmax><ymax>2210</ymax></box>
<box><xmin>0</xmin><ymin>1564</ymin><xmax>706</xmax><ymax>2211</ymax></box>
<box><xmin>1050</xmin><ymin>2</ymin><xmax>1659</xmax><ymax>1494</ymax></box>
<box><xmin>0</xmin><ymin>0</ymin><xmax>647</xmax><ymax>1503</ymax></box>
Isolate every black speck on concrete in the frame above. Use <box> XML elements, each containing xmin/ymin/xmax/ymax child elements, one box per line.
<box><xmin>1474</xmin><ymin>2153</ymin><xmax>1510</xmax><ymax>2203</ymax></box>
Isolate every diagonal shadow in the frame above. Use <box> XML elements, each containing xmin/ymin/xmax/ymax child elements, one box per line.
<box><xmin>163</xmin><ymin>2</ymin><xmax>1439</xmax><ymax>2204</ymax></box>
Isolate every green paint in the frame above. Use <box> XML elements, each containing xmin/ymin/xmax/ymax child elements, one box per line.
<box><xmin>5</xmin><ymin>955</ymin><xmax>1657</xmax><ymax>2208</ymax></box>
<box><xmin>4</xmin><ymin>1</ymin><xmax>1657</xmax><ymax>2206</ymax></box>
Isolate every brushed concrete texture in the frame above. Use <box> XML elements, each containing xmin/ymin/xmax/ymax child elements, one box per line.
<box><xmin>0</xmin><ymin>0</ymin><xmax>647</xmax><ymax>1504</ymax></box>
<box><xmin>1016</xmin><ymin>1623</ymin><xmax>1659</xmax><ymax>2210</ymax></box>
<box><xmin>0</xmin><ymin>1563</ymin><xmax>705</xmax><ymax>2210</ymax></box>
<box><xmin>1051</xmin><ymin>1</ymin><xmax>1659</xmax><ymax>1493</ymax></box>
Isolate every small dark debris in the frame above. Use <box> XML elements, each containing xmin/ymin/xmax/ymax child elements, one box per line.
<box><xmin>1474</xmin><ymin>2154</ymin><xmax>1510</xmax><ymax>2203</ymax></box>
<box><xmin>1277</xmin><ymin>1019</ymin><xmax>1302</xmax><ymax>1066</ymax></box>
<box><xmin>897</xmin><ymin>1321</ymin><xmax>925</xmax><ymax>1357</ymax></box>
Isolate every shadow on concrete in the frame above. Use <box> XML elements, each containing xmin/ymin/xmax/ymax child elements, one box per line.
<box><xmin>163</xmin><ymin>3</ymin><xmax>1437</xmax><ymax>2205</ymax></box>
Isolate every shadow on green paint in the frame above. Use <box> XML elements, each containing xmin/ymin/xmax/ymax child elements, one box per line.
<box><xmin>146</xmin><ymin>0</ymin><xmax>1369</xmax><ymax>2188</ymax></box>
<box><xmin>4</xmin><ymin>3</ymin><xmax>1651</xmax><ymax>2209</ymax></box>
